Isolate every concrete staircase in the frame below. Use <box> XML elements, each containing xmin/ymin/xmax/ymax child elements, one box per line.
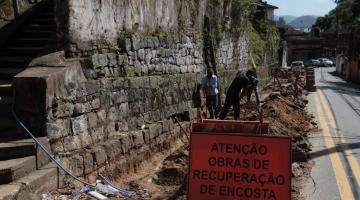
<box><xmin>0</xmin><ymin>0</ymin><xmax>59</xmax><ymax>199</ymax></box>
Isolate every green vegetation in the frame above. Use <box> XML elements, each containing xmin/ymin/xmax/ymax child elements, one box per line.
<box><xmin>122</xmin><ymin>66</ymin><xmax>135</xmax><ymax>77</ymax></box>
<box><xmin>312</xmin><ymin>0</ymin><xmax>360</xmax><ymax>32</ymax></box>
<box><xmin>247</xmin><ymin>23</ymin><xmax>265</xmax><ymax>65</ymax></box>
<box><xmin>230</xmin><ymin>0</ymin><xmax>258</xmax><ymax>33</ymax></box>
<box><xmin>168</xmin><ymin>67</ymin><xmax>177</xmax><ymax>75</ymax></box>
<box><xmin>231</xmin><ymin>0</ymin><xmax>280</xmax><ymax>66</ymax></box>
<box><xmin>117</xmin><ymin>31</ymin><xmax>131</xmax><ymax>41</ymax></box>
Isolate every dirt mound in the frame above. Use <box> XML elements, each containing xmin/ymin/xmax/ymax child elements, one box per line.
<box><xmin>155</xmin><ymin>150</ymin><xmax>188</xmax><ymax>186</ymax></box>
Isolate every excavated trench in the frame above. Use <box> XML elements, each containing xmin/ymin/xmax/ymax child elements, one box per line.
<box><xmin>49</xmin><ymin>72</ymin><xmax>315</xmax><ymax>200</ymax></box>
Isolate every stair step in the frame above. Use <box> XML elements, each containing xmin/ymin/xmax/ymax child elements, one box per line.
<box><xmin>0</xmin><ymin>118</ymin><xmax>18</xmax><ymax>131</ymax></box>
<box><xmin>0</xmin><ymin>81</ymin><xmax>13</xmax><ymax>95</ymax></box>
<box><xmin>0</xmin><ymin>133</ymin><xmax>30</xmax><ymax>142</ymax></box>
<box><xmin>31</xmin><ymin>18</ymin><xmax>55</xmax><ymax>26</ymax></box>
<box><xmin>26</xmin><ymin>24</ymin><xmax>56</xmax><ymax>32</ymax></box>
<box><xmin>0</xmin><ymin>68</ymin><xmax>25</xmax><ymax>79</ymax></box>
<box><xmin>0</xmin><ymin>104</ymin><xmax>13</xmax><ymax>117</ymax></box>
<box><xmin>0</xmin><ymin>56</ymin><xmax>32</xmax><ymax>67</ymax></box>
<box><xmin>0</xmin><ymin>137</ymin><xmax>49</xmax><ymax>161</ymax></box>
<box><xmin>0</xmin><ymin>139</ymin><xmax>35</xmax><ymax>161</ymax></box>
<box><xmin>0</xmin><ymin>184</ymin><xmax>21</xmax><ymax>200</ymax></box>
<box><xmin>11</xmin><ymin>38</ymin><xmax>48</xmax><ymax>47</ymax></box>
<box><xmin>37</xmin><ymin>11</ymin><xmax>54</xmax><ymax>18</ymax></box>
<box><xmin>16</xmin><ymin>163</ymin><xmax>58</xmax><ymax>196</ymax></box>
<box><xmin>0</xmin><ymin>163</ymin><xmax>58</xmax><ymax>200</ymax></box>
<box><xmin>2</xmin><ymin>47</ymin><xmax>43</xmax><ymax>57</ymax></box>
<box><xmin>20</xmin><ymin>30</ymin><xmax>54</xmax><ymax>38</ymax></box>
<box><xmin>0</xmin><ymin>156</ymin><xmax>36</xmax><ymax>184</ymax></box>
<box><xmin>0</xmin><ymin>96</ymin><xmax>13</xmax><ymax>105</ymax></box>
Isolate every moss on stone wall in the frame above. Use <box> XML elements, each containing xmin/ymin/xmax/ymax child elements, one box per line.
<box><xmin>228</xmin><ymin>0</ymin><xmax>279</xmax><ymax>66</ymax></box>
<box><xmin>0</xmin><ymin>0</ymin><xmax>14</xmax><ymax>27</ymax></box>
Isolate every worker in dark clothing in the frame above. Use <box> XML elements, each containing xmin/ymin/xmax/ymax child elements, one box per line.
<box><xmin>201</xmin><ymin>68</ymin><xmax>218</xmax><ymax>119</ymax></box>
<box><xmin>219</xmin><ymin>71</ymin><xmax>251</xmax><ymax>120</ymax></box>
<box><xmin>245</xmin><ymin>70</ymin><xmax>260</xmax><ymax>106</ymax></box>
<box><xmin>192</xmin><ymin>82</ymin><xmax>202</xmax><ymax>108</ymax></box>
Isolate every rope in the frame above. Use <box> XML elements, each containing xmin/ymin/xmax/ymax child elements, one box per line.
<box><xmin>98</xmin><ymin>174</ymin><xmax>137</xmax><ymax>197</ymax></box>
<box><xmin>13</xmin><ymin>106</ymin><xmax>138</xmax><ymax>197</ymax></box>
<box><xmin>12</xmin><ymin>105</ymin><xmax>95</xmax><ymax>188</ymax></box>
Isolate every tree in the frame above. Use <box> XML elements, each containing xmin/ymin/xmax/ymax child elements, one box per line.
<box><xmin>277</xmin><ymin>17</ymin><xmax>286</xmax><ymax>27</ymax></box>
<box><xmin>312</xmin><ymin>0</ymin><xmax>360</xmax><ymax>32</ymax></box>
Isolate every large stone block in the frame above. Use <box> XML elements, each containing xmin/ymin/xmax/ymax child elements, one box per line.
<box><xmin>96</xmin><ymin>110</ymin><xmax>107</xmax><ymax>124</ymax></box>
<box><xmin>83</xmin><ymin>153</ymin><xmax>94</xmax><ymax>174</ymax></box>
<box><xmin>71</xmin><ymin>115</ymin><xmax>89</xmax><ymax>134</ymax></box>
<box><xmin>68</xmin><ymin>154</ymin><xmax>84</xmax><ymax>177</ymax></box>
<box><xmin>103</xmin><ymin>139</ymin><xmax>122</xmax><ymax>160</ymax></box>
<box><xmin>51</xmin><ymin>139</ymin><xmax>65</xmax><ymax>153</ymax></box>
<box><xmin>52</xmin><ymin>102</ymin><xmax>74</xmax><ymax>118</ymax></box>
<box><xmin>131</xmin><ymin>131</ymin><xmax>145</xmax><ymax>148</ymax></box>
<box><xmin>74</xmin><ymin>102</ymin><xmax>91</xmax><ymax>114</ymax></box>
<box><xmin>91</xmin><ymin>98</ymin><xmax>101</xmax><ymax>110</ymax></box>
<box><xmin>137</xmin><ymin>49</ymin><xmax>145</xmax><ymax>61</ymax></box>
<box><xmin>120</xmin><ymin>135</ymin><xmax>132</xmax><ymax>154</ymax></box>
<box><xmin>132</xmin><ymin>36</ymin><xmax>141</xmax><ymax>51</ymax></box>
<box><xmin>115</xmin><ymin>120</ymin><xmax>129</xmax><ymax>132</ymax></box>
<box><xmin>148</xmin><ymin>123</ymin><xmax>161</xmax><ymax>139</ymax></box>
<box><xmin>89</xmin><ymin>126</ymin><xmax>106</xmax><ymax>143</ymax></box>
<box><xmin>107</xmin><ymin>107</ymin><xmax>119</xmax><ymax>121</ymax></box>
<box><xmin>161</xmin><ymin>120</ymin><xmax>171</xmax><ymax>133</ymax></box>
<box><xmin>46</xmin><ymin>119</ymin><xmax>71</xmax><ymax>140</ymax></box>
<box><xmin>79</xmin><ymin>131</ymin><xmax>93</xmax><ymax>148</ymax></box>
<box><xmin>107</xmin><ymin>53</ymin><xmax>118</xmax><ymax>67</ymax></box>
<box><xmin>106</xmin><ymin>121</ymin><xmax>117</xmax><ymax>134</ymax></box>
<box><xmin>92</xmin><ymin>146</ymin><xmax>107</xmax><ymax>166</ymax></box>
<box><xmin>119</xmin><ymin>103</ymin><xmax>129</xmax><ymax>116</ymax></box>
<box><xmin>15</xmin><ymin>59</ymin><xmax>86</xmax><ymax>113</ymax></box>
<box><xmin>142</xmin><ymin>129</ymin><xmax>151</xmax><ymax>144</ymax></box>
<box><xmin>80</xmin><ymin>80</ymin><xmax>101</xmax><ymax>96</ymax></box>
<box><xmin>118</xmin><ymin>54</ymin><xmax>129</xmax><ymax>66</ymax></box>
<box><xmin>63</xmin><ymin>136</ymin><xmax>82</xmax><ymax>152</ymax></box>
<box><xmin>91</xmin><ymin>54</ymin><xmax>108</xmax><ymax>68</ymax></box>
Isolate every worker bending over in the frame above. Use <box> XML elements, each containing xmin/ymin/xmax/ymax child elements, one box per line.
<box><xmin>219</xmin><ymin>70</ymin><xmax>259</xmax><ymax>120</ymax></box>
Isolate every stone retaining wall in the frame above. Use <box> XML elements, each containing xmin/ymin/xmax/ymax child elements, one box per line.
<box><xmin>0</xmin><ymin>0</ymin><xmax>42</xmax><ymax>28</ymax></box>
<box><xmin>14</xmin><ymin>31</ymin><xmax>248</xmax><ymax>180</ymax></box>
<box><xmin>54</xmin><ymin>0</ymin><xmax>208</xmax><ymax>53</ymax></box>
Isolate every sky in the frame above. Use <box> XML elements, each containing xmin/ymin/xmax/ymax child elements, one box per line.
<box><xmin>266</xmin><ymin>0</ymin><xmax>337</xmax><ymax>17</ymax></box>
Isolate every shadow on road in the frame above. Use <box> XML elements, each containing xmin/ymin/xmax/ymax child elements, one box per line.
<box><xmin>318</xmin><ymin>85</ymin><xmax>360</xmax><ymax>96</ymax></box>
<box><xmin>309</xmin><ymin>142</ymin><xmax>360</xmax><ymax>159</ymax></box>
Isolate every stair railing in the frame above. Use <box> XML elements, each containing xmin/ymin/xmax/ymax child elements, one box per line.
<box><xmin>12</xmin><ymin>106</ymin><xmax>138</xmax><ymax>197</ymax></box>
<box><xmin>12</xmin><ymin>105</ymin><xmax>96</xmax><ymax>188</ymax></box>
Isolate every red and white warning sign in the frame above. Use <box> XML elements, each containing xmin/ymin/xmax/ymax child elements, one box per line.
<box><xmin>188</xmin><ymin>131</ymin><xmax>291</xmax><ymax>200</ymax></box>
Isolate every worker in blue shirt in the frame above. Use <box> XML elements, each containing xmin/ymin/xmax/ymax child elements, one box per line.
<box><xmin>201</xmin><ymin>68</ymin><xmax>218</xmax><ymax>119</ymax></box>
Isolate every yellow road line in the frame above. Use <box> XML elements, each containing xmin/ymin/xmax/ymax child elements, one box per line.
<box><xmin>318</xmin><ymin>90</ymin><xmax>360</xmax><ymax>187</ymax></box>
<box><xmin>314</xmin><ymin>92</ymin><xmax>355</xmax><ymax>200</ymax></box>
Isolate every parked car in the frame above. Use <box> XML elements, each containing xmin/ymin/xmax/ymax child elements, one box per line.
<box><xmin>329</xmin><ymin>57</ymin><xmax>336</xmax><ymax>63</ymax></box>
<box><xmin>309</xmin><ymin>59</ymin><xmax>321</xmax><ymax>67</ymax></box>
<box><xmin>290</xmin><ymin>61</ymin><xmax>304</xmax><ymax>72</ymax></box>
<box><xmin>318</xmin><ymin>58</ymin><xmax>334</xmax><ymax>67</ymax></box>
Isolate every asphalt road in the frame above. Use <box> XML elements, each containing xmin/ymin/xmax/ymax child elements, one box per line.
<box><xmin>303</xmin><ymin>67</ymin><xmax>360</xmax><ymax>200</ymax></box>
